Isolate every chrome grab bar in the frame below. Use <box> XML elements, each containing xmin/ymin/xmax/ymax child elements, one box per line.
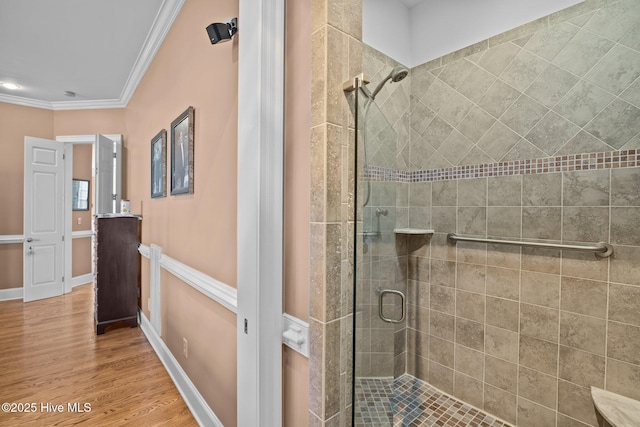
<box><xmin>447</xmin><ymin>233</ymin><xmax>613</xmax><ymax>258</ymax></box>
<box><xmin>378</xmin><ymin>289</ymin><xmax>406</xmax><ymax>324</ymax></box>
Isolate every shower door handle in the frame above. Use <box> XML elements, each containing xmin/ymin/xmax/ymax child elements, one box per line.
<box><xmin>378</xmin><ymin>289</ymin><xmax>406</xmax><ymax>324</ymax></box>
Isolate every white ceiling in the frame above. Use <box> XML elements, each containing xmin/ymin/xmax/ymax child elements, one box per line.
<box><xmin>399</xmin><ymin>0</ymin><xmax>425</xmax><ymax>8</ymax></box>
<box><xmin>0</xmin><ymin>0</ymin><xmax>184</xmax><ymax>110</ymax></box>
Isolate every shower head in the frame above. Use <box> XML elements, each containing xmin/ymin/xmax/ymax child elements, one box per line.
<box><xmin>367</xmin><ymin>66</ymin><xmax>409</xmax><ymax>100</ymax></box>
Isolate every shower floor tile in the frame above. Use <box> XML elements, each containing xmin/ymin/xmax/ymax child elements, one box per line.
<box><xmin>355</xmin><ymin>374</ymin><xmax>513</xmax><ymax>427</ymax></box>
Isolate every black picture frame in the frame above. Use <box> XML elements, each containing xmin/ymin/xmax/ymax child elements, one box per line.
<box><xmin>151</xmin><ymin>129</ymin><xmax>167</xmax><ymax>198</ymax></box>
<box><xmin>170</xmin><ymin>106</ymin><xmax>194</xmax><ymax>195</ymax></box>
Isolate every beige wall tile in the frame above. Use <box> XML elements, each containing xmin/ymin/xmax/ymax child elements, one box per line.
<box><xmin>455</xmin><ymin>344</ymin><xmax>484</xmax><ymax>380</ymax></box>
<box><xmin>519</xmin><ymin>335</ymin><xmax>559</xmax><ymax>375</ymax></box>
<box><xmin>488</xmin><ymin>175</ymin><xmax>522</xmax><ymax>206</ymax></box>
<box><xmin>607</xmin><ymin>321</ymin><xmax>640</xmax><ymax>365</ymax></box>
<box><xmin>610</xmin><ymin>244</ymin><xmax>640</xmax><ymax>286</ymax></box>
<box><xmin>609</xmin><ymin>283</ymin><xmax>640</xmax><ymax>327</ymax></box>
<box><xmin>456</xmin><ymin>262</ymin><xmax>486</xmax><ymax>293</ymax></box>
<box><xmin>454</xmin><ymin>372</ymin><xmax>484</xmax><ymax>408</ymax></box>
<box><xmin>484</xmin><ymin>384</ymin><xmax>517</xmax><ymax>425</ymax></box>
<box><xmin>521</xmin><ymin>271</ymin><xmax>559</xmax><ymax>308</ymax></box>
<box><xmin>456</xmin><ymin>290</ymin><xmax>485</xmax><ymax>323</ymax></box>
<box><xmin>487</xmin><ymin>297</ymin><xmax>519</xmax><ymax>332</ymax></box>
<box><xmin>458</xmin><ymin>178</ymin><xmax>487</xmax><ymax>207</ymax></box>
<box><xmin>561</xmin><ymin>250</ymin><xmax>609</xmax><ymax>282</ymax></box>
<box><xmin>518</xmin><ymin>397</ymin><xmax>557</xmax><ymax>427</ymax></box>
<box><xmin>560</xmin><ymin>311</ymin><xmax>606</xmax><ymax>355</ymax></box>
<box><xmin>561</xmin><ymin>277</ymin><xmax>607</xmax><ymax>318</ymax></box>
<box><xmin>558</xmin><ymin>345</ymin><xmax>605</xmax><ymax>388</ymax></box>
<box><xmin>430</xmin><ymin>311</ymin><xmax>455</xmax><ymax>341</ymax></box>
<box><xmin>522</xmin><ymin>207</ymin><xmax>562</xmax><ymax>240</ymax></box>
<box><xmin>430</xmin><ymin>284</ymin><xmax>455</xmax><ymax>315</ymax></box>
<box><xmin>455</xmin><ymin>318</ymin><xmax>485</xmax><ymax>351</ymax></box>
<box><xmin>486</xmin><ymin>325</ymin><xmax>519</xmax><ymax>363</ymax></box>
<box><xmin>563</xmin><ymin>169</ymin><xmax>610</xmax><ymax>207</ymax></box>
<box><xmin>457</xmin><ymin>241</ymin><xmax>487</xmax><ymax>265</ymax></box>
<box><xmin>487</xmin><ymin>244</ymin><xmax>521</xmax><ymax>269</ymax></box>
<box><xmin>429</xmin><ymin>361</ymin><xmax>454</xmax><ymax>394</ymax></box>
<box><xmin>558</xmin><ymin>380</ymin><xmax>600</xmax><ymax>426</ymax></box>
<box><xmin>518</xmin><ymin>366</ymin><xmax>558</xmax><ymax>409</ymax></box>
<box><xmin>457</xmin><ymin>207</ymin><xmax>487</xmax><ymax>235</ymax></box>
<box><xmin>311</xmin><ymin>29</ymin><xmax>327</xmax><ymax>127</ymax></box>
<box><xmin>520</xmin><ymin>303</ymin><xmax>560</xmax><ymax>342</ymax></box>
<box><xmin>522</xmin><ymin>246</ymin><xmax>561</xmax><ymax>274</ymax></box>
<box><xmin>486</xmin><ymin>266</ymin><xmax>520</xmax><ymax>300</ymax></box>
<box><xmin>485</xmin><ymin>355</ymin><xmax>518</xmax><ymax>394</ymax></box>
<box><xmin>606</xmin><ymin>358</ymin><xmax>640</xmax><ymax>401</ymax></box>
<box><xmin>429</xmin><ymin>335</ymin><xmax>454</xmax><ymax>368</ymax></box>
<box><xmin>523</xmin><ymin>172</ymin><xmax>562</xmax><ymax>206</ymax></box>
<box><xmin>487</xmin><ymin>206</ymin><xmax>522</xmax><ymax>238</ymax></box>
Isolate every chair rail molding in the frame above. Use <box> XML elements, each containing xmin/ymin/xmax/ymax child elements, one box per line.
<box><xmin>0</xmin><ymin>235</ymin><xmax>24</xmax><ymax>244</ymax></box>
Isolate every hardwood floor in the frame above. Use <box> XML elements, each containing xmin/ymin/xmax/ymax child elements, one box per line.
<box><xmin>0</xmin><ymin>284</ymin><xmax>196</xmax><ymax>426</ymax></box>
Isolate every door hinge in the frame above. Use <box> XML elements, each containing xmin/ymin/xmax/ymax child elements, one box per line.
<box><xmin>63</xmin><ymin>154</ymin><xmax>66</xmax><ymax>160</ymax></box>
<box><xmin>113</xmin><ymin>152</ymin><xmax>117</xmax><ymax>158</ymax></box>
<box><xmin>62</xmin><ymin>276</ymin><xmax>65</xmax><ymax>283</ymax></box>
<box><xmin>112</xmin><ymin>194</ymin><xmax>117</xmax><ymax>200</ymax></box>
<box><xmin>62</xmin><ymin>235</ymin><xmax>65</xmax><ymax>241</ymax></box>
<box><xmin>244</xmin><ymin>319</ymin><xmax>248</xmax><ymax>334</ymax></box>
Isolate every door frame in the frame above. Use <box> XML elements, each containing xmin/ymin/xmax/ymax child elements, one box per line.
<box><xmin>57</xmin><ymin>134</ymin><xmax>122</xmax><ymax>294</ymax></box>
<box><xmin>236</xmin><ymin>0</ymin><xmax>285</xmax><ymax>425</ymax></box>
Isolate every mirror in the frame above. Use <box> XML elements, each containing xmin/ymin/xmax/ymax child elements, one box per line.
<box><xmin>72</xmin><ymin>179</ymin><xmax>90</xmax><ymax>211</ymax></box>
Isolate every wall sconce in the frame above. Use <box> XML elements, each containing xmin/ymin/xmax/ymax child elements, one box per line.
<box><xmin>206</xmin><ymin>18</ymin><xmax>238</xmax><ymax>44</ymax></box>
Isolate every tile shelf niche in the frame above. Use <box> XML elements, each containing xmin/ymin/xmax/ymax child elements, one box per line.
<box><xmin>393</xmin><ymin>228</ymin><xmax>434</xmax><ymax>235</ymax></box>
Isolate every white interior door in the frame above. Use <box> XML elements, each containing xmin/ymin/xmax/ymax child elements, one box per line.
<box><xmin>24</xmin><ymin>136</ymin><xmax>65</xmax><ymax>302</ymax></box>
<box><xmin>95</xmin><ymin>134</ymin><xmax>117</xmax><ymax>214</ymax></box>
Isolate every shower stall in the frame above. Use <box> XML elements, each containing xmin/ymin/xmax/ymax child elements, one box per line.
<box><xmin>350</xmin><ymin>0</ymin><xmax>640</xmax><ymax>425</ymax></box>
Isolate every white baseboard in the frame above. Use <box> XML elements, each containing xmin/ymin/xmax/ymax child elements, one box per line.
<box><xmin>139</xmin><ymin>311</ymin><xmax>223</xmax><ymax>427</ymax></box>
<box><xmin>71</xmin><ymin>273</ymin><xmax>93</xmax><ymax>288</ymax></box>
<box><xmin>0</xmin><ymin>287</ymin><xmax>22</xmax><ymax>301</ymax></box>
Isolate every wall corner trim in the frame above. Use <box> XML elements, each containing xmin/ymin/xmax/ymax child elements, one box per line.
<box><xmin>0</xmin><ymin>288</ymin><xmax>23</xmax><ymax>302</ymax></box>
<box><xmin>139</xmin><ymin>311</ymin><xmax>223</xmax><ymax>427</ymax></box>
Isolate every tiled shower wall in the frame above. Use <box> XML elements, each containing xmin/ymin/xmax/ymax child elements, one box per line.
<box><xmin>357</xmin><ymin>0</ymin><xmax>640</xmax><ymax>426</ymax></box>
<box><xmin>403</xmin><ymin>168</ymin><xmax>640</xmax><ymax>427</ymax></box>
<box><xmin>407</xmin><ymin>0</ymin><xmax>640</xmax><ymax>176</ymax></box>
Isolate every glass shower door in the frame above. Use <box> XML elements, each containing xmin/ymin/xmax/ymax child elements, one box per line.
<box><xmin>353</xmin><ymin>78</ymin><xmax>406</xmax><ymax>426</ymax></box>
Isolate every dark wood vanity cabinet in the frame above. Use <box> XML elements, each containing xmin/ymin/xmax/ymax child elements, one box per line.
<box><xmin>94</xmin><ymin>215</ymin><xmax>141</xmax><ymax>335</ymax></box>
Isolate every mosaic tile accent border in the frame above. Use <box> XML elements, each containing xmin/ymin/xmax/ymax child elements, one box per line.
<box><xmin>364</xmin><ymin>149</ymin><xmax>640</xmax><ymax>183</ymax></box>
<box><xmin>355</xmin><ymin>375</ymin><xmax>513</xmax><ymax>427</ymax></box>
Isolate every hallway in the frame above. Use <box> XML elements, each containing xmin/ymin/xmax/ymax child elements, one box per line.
<box><xmin>0</xmin><ymin>284</ymin><xmax>195</xmax><ymax>426</ymax></box>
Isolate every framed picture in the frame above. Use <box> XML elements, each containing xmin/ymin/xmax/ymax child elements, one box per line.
<box><xmin>170</xmin><ymin>106</ymin><xmax>195</xmax><ymax>195</ymax></box>
<box><xmin>151</xmin><ymin>129</ymin><xmax>167</xmax><ymax>198</ymax></box>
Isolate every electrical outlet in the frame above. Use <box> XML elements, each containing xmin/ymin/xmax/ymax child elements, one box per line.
<box><xmin>77</xmin><ymin>217</ymin><xmax>82</xmax><ymax>225</ymax></box>
<box><xmin>183</xmin><ymin>338</ymin><xmax>188</xmax><ymax>358</ymax></box>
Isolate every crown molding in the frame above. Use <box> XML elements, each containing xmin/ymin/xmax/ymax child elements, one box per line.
<box><xmin>118</xmin><ymin>0</ymin><xmax>186</xmax><ymax>106</ymax></box>
<box><xmin>0</xmin><ymin>93</ymin><xmax>54</xmax><ymax>110</ymax></box>
<box><xmin>0</xmin><ymin>0</ymin><xmax>185</xmax><ymax>111</ymax></box>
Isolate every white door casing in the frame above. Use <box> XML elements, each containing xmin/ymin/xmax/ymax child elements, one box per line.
<box><xmin>23</xmin><ymin>137</ymin><xmax>65</xmax><ymax>302</ymax></box>
<box><xmin>57</xmin><ymin>134</ymin><xmax>123</xmax><ymax>294</ymax></box>
<box><xmin>95</xmin><ymin>134</ymin><xmax>118</xmax><ymax>214</ymax></box>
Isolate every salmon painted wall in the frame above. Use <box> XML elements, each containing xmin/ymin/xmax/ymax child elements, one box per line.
<box><xmin>0</xmin><ymin>103</ymin><xmax>53</xmax><ymax>290</ymax></box>
<box><xmin>123</xmin><ymin>0</ymin><xmax>239</xmax><ymax>424</ymax></box>
<box><xmin>283</xmin><ymin>0</ymin><xmax>311</xmax><ymax>425</ymax></box>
